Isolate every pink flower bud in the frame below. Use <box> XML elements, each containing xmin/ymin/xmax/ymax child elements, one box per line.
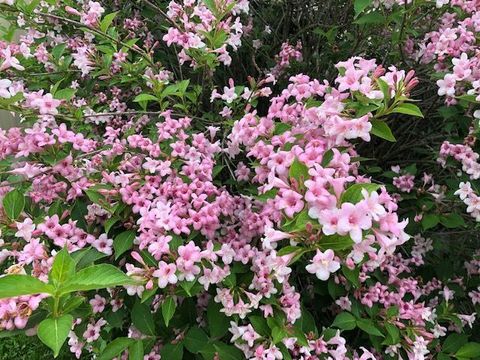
<box><xmin>65</xmin><ymin>6</ymin><xmax>81</xmax><ymax>16</ymax></box>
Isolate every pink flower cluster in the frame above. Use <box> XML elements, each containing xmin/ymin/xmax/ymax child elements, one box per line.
<box><xmin>162</xmin><ymin>0</ymin><xmax>250</xmax><ymax>67</ymax></box>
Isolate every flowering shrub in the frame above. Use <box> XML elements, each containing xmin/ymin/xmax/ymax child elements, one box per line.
<box><xmin>0</xmin><ymin>0</ymin><xmax>479</xmax><ymax>359</ymax></box>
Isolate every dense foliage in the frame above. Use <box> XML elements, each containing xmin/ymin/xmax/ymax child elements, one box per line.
<box><xmin>0</xmin><ymin>0</ymin><xmax>479</xmax><ymax>359</ymax></box>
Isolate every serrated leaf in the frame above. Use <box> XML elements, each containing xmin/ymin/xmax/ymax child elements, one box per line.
<box><xmin>354</xmin><ymin>0</ymin><xmax>372</xmax><ymax>16</ymax></box>
<box><xmin>456</xmin><ymin>343</ymin><xmax>480</xmax><ymax>358</ymax></box>
<box><xmin>128</xmin><ymin>340</ymin><xmax>144</xmax><ymax>360</ymax></box>
<box><xmin>213</xmin><ymin>343</ymin><xmax>244</xmax><ymax>360</ymax></box>
<box><xmin>114</xmin><ymin>230</ymin><xmax>136</xmax><ymax>260</ymax></box>
<box><xmin>321</xmin><ymin>149</ymin><xmax>334</xmax><ymax>167</ymax></box>
<box><xmin>392</xmin><ymin>103</ymin><xmax>423</xmax><ymax>118</ymax></box>
<box><xmin>160</xmin><ymin>343</ymin><xmax>183</xmax><ymax>360</ymax></box>
<box><xmin>440</xmin><ymin>213</ymin><xmax>466</xmax><ymax>229</ymax></box>
<box><xmin>184</xmin><ymin>326</ymin><xmax>209</xmax><ymax>354</ymax></box>
<box><xmin>356</xmin><ymin>319</ymin><xmax>384</xmax><ymax>337</ymax></box>
<box><xmin>37</xmin><ymin>314</ymin><xmax>73</xmax><ymax>358</ymax></box>
<box><xmin>354</xmin><ymin>11</ymin><xmax>384</xmax><ymax>24</ymax></box>
<box><xmin>132</xmin><ymin>300</ymin><xmax>156</xmax><ymax>336</ymax></box>
<box><xmin>54</xmin><ymin>88</ymin><xmax>76</xmax><ymax>100</ymax></box>
<box><xmin>60</xmin><ymin>264</ymin><xmax>136</xmax><ymax>294</ymax></box>
<box><xmin>161</xmin><ymin>297</ymin><xmax>176</xmax><ymax>327</ymax></box>
<box><xmin>371</xmin><ymin>119</ymin><xmax>396</xmax><ymax>142</ymax></box>
<box><xmin>422</xmin><ymin>214</ymin><xmax>440</xmax><ymax>231</ymax></box>
<box><xmin>97</xmin><ymin>337</ymin><xmax>134</xmax><ymax>360</ymax></box>
<box><xmin>207</xmin><ymin>300</ymin><xmax>229</xmax><ymax>338</ymax></box>
<box><xmin>0</xmin><ymin>275</ymin><xmax>54</xmax><ymax>299</ymax></box>
<box><xmin>341</xmin><ymin>183</ymin><xmax>381</xmax><ymax>204</ymax></box>
<box><xmin>443</xmin><ymin>334</ymin><xmax>468</xmax><ymax>354</ymax></box>
<box><xmin>100</xmin><ymin>12</ymin><xmax>118</xmax><ymax>33</ymax></box>
<box><xmin>3</xmin><ymin>189</ymin><xmax>25</xmax><ymax>220</ymax></box>
<box><xmin>319</xmin><ymin>234</ymin><xmax>354</xmax><ymax>251</ymax></box>
<box><xmin>332</xmin><ymin>312</ymin><xmax>356</xmax><ymax>330</ymax></box>
<box><xmin>249</xmin><ymin>316</ymin><xmax>270</xmax><ymax>337</ymax></box>
<box><xmin>104</xmin><ymin>216</ymin><xmax>119</xmax><ymax>234</ymax></box>
<box><xmin>289</xmin><ymin>158</ymin><xmax>309</xmax><ymax>183</ymax></box>
<box><xmin>50</xmin><ymin>248</ymin><xmax>75</xmax><ymax>286</ymax></box>
<box><xmin>133</xmin><ymin>94</ymin><xmax>158</xmax><ymax>102</ymax></box>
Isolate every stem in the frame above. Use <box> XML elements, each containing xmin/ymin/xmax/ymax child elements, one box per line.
<box><xmin>53</xmin><ymin>295</ymin><xmax>60</xmax><ymax>317</ymax></box>
<box><xmin>36</xmin><ymin>12</ymin><xmax>156</xmax><ymax>67</ymax></box>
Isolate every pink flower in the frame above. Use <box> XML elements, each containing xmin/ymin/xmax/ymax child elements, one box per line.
<box><xmin>83</xmin><ymin>318</ymin><xmax>106</xmax><ymax>343</ymax></box>
<box><xmin>89</xmin><ymin>294</ymin><xmax>106</xmax><ymax>313</ymax></box>
<box><xmin>306</xmin><ymin>249</ymin><xmax>340</xmax><ymax>280</ymax></box>
<box><xmin>18</xmin><ymin>238</ymin><xmax>44</xmax><ymax>264</ymax></box>
<box><xmin>0</xmin><ymin>79</ymin><xmax>13</xmax><ymax>98</ymax></box>
<box><xmin>30</xmin><ymin>93</ymin><xmax>62</xmax><ymax>115</ymax></box>
<box><xmin>15</xmin><ymin>218</ymin><xmax>35</xmax><ymax>241</ymax></box>
<box><xmin>152</xmin><ymin>261</ymin><xmax>178</xmax><ymax>288</ymax></box>
<box><xmin>437</xmin><ymin>74</ymin><xmax>456</xmax><ymax>97</ymax></box>
<box><xmin>92</xmin><ymin>234</ymin><xmax>113</xmax><ymax>255</ymax></box>
<box><xmin>0</xmin><ymin>48</ymin><xmax>24</xmax><ymax>71</ymax></box>
<box><xmin>176</xmin><ymin>241</ymin><xmax>202</xmax><ymax>281</ymax></box>
<box><xmin>314</xmin><ymin>208</ymin><xmax>341</xmax><ymax>236</ymax></box>
<box><xmin>277</xmin><ymin>189</ymin><xmax>304</xmax><ymax>218</ymax></box>
<box><xmin>337</xmin><ymin>203</ymin><xmax>372</xmax><ymax>243</ymax></box>
<box><xmin>147</xmin><ymin>235</ymin><xmax>172</xmax><ymax>260</ymax></box>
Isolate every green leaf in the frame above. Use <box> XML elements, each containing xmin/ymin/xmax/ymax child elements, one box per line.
<box><xmin>207</xmin><ymin>300</ymin><xmax>230</xmax><ymax>338</ymax></box>
<box><xmin>50</xmin><ymin>248</ymin><xmax>75</xmax><ymax>286</ymax></box>
<box><xmin>376</xmin><ymin>78</ymin><xmax>391</xmax><ymax>103</ymax></box>
<box><xmin>97</xmin><ymin>337</ymin><xmax>134</xmax><ymax>360</ymax></box>
<box><xmin>213</xmin><ymin>343</ymin><xmax>244</xmax><ymax>360</ymax></box>
<box><xmin>133</xmin><ymin>94</ymin><xmax>158</xmax><ymax>102</ymax></box>
<box><xmin>255</xmin><ymin>188</ymin><xmax>278</xmax><ymax>202</ymax></box>
<box><xmin>54</xmin><ymin>88</ymin><xmax>76</xmax><ymax>101</ymax></box>
<box><xmin>342</xmin><ymin>266</ymin><xmax>360</xmax><ymax>288</ymax></box>
<box><xmin>160</xmin><ymin>343</ymin><xmax>183</xmax><ymax>360</ymax></box>
<box><xmin>62</xmin><ymin>296</ymin><xmax>85</xmax><ymax>313</ymax></box>
<box><xmin>129</xmin><ymin>340</ymin><xmax>144</xmax><ymax>360</ymax></box>
<box><xmin>383</xmin><ymin>323</ymin><xmax>400</xmax><ymax>345</ymax></box>
<box><xmin>277</xmin><ymin>246</ymin><xmax>302</xmax><ymax>257</ymax></box>
<box><xmin>100</xmin><ymin>12</ymin><xmax>118</xmax><ymax>33</ymax></box>
<box><xmin>3</xmin><ymin>189</ymin><xmax>25</xmax><ymax>220</ymax></box>
<box><xmin>184</xmin><ymin>326</ymin><xmax>209</xmax><ymax>354</ymax></box>
<box><xmin>456</xmin><ymin>343</ymin><xmax>480</xmax><ymax>358</ymax></box>
<box><xmin>104</xmin><ymin>216</ymin><xmax>120</xmax><ymax>234</ymax></box>
<box><xmin>71</xmin><ymin>247</ymin><xmax>107</xmax><ymax>269</ymax></box>
<box><xmin>161</xmin><ymin>296</ymin><xmax>176</xmax><ymax>327</ymax></box>
<box><xmin>274</xmin><ymin>122</ymin><xmax>292</xmax><ymax>135</ymax></box>
<box><xmin>0</xmin><ymin>275</ymin><xmax>53</xmax><ymax>299</ymax></box>
<box><xmin>321</xmin><ymin>149</ymin><xmax>334</xmax><ymax>167</ymax></box>
<box><xmin>356</xmin><ymin>319</ymin><xmax>384</xmax><ymax>337</ymax></box>
<box><xmin>272</xmin><ymin>326</ymin><xmax>286</xmax><ymax>344</ymax></box>
<box><xmin>249</xmin><ymin>316</ymin><xmax>270</xmax><ymax>337</ymax></box>
<box><xmin>354</xmin><ymin>11</ymin><xmax>385</xmax><ymax>25</ymax></box>
<box><xmin>319</xmin><ymin>234</ymin><xmax>354</xmax><ymax>251</ymax></box>
<box><xmin>60</xmin><ymin>264</ymin><xmax>136</xmax><ymax>294</ymax></box>
<box><xmin>84</xmin><ymin>189</ymin><xmax>107</xmax><ymax>207</ymax></box>
<box><xmin>422</xmin><ymin>214</ymin><xmax>440</xmax><ymax>231</ymax></box>
<box><xmin>392</xmin><ymin>103</ymin><xmax>424</xmax><ymax>118</ymax></box>
<box><xmin>332</xmin><ymin>312</ymin><xmax>356</xmax><ymax>330</ymax></box>
<box><xmin>289</xmin><ymin>158</ymin><xmax>309</xmax><ymax>183</ymax></box>
<box><xmin>370</xmin><ymin>119</ymin><xmax>396</xmax><ymax>142</ymax></box>
<box><xmin>132</xmin><ymin>300</ymin><xmax>156</xmax><ymax>336</ymax></box>
<box><xmin>440</xmin><ymin>213</ymin><xmax>466</xmax><ymax>229</ymax></box>
<box><xmin>51</xmin><ymin>43</ymin><xmax>66</xmax><ymax>60</ymax></box>
<box><xmin>443</xmin><ymin>334</ymin><xmax>468</xmax><ymax>354</ymax></box>
<box><xmin>37</xmin><ymin>314</ymin><xmax>73</xmax><ymax>358</ymax></box>
<box><xmin>354</xmin><ymin>0</ymin><xmax>372</xmax><ymax>16</ymax></box>
<box><xmin>114</xmin><ymin>230</ymin><xmax>136</xmax><ymax>260</ymax></box>
<box><xmin>341</xmin><ymin>183</ymin><xmax>381</xmax><ymax>204</ymax></box>
<box><xmin>203</xmin><ymin>0</ymin><xmax>218</xmax><ymax>15</ymax></box>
